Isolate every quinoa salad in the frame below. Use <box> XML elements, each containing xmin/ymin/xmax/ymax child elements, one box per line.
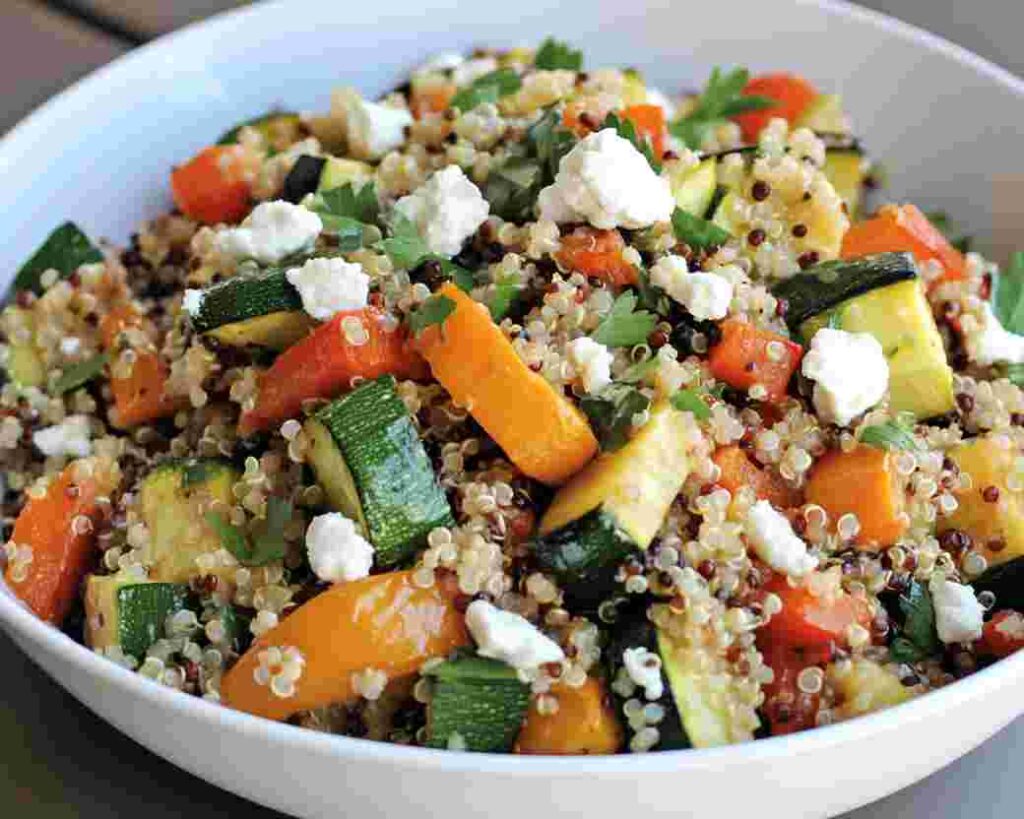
<box><xmin>2</xmin><ymin>40</ymin><xmax>1022</xmax><ymax>755</ymax></box>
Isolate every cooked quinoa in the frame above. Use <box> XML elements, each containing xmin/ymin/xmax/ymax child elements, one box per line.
<box><xmin>2</xmin><ymin>41</ymin><xmax>1022</xmax><ymax>754</ymax></box>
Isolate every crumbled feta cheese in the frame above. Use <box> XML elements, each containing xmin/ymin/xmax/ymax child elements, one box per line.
<box><xmin>930</xmin><ymin>575</ymin><xmax>985</xmax><ymax>644</ymax></box>
<box><xmin>465</xmin><ymin>600</ymin><xmax>565</xmax><ymax>670</ymax></box>
<box><xmin>452</xmin><ymin>56</ymin><xmax>498</xmax><ymax>88</ymax></box>
<box><xmin>537</xmin><ymin>129</ymin><xmax>675</xmax><ymax>230</ymax></box>
<box><xmin>801</xmin><ymin>328</ymin><xmax>889</xmax><ymax>426</ymax></box>
<box><xmin>743</xmin><ymin>499</ymin><xmax>818</xmax><ymax>577</ymax></box>
<box><xmin>182</xmin><ymin>289</ymin><xmax>205</xmax><ymax>319</ymax></box>
<box><xmin>60</xmin><ymin>337</ymin><xmax>82</xmax><ymax>356</ymax></box>
<box><xmin>32</xmin><ymin>415</ymin><xmax>92</xmax><ymax>458</ymax></box>
<box><xmin>393</xmin><ymin>165</ymin><xmax>489</xmax><ymax>257</ymax></box>
<box><xmin>622</xmin><ymin>646</ymin><xmax>664</xmax><ymax>701</ymax></box>
<box><xmin>649</xmin><ymin>256</ymin><xmax>734</xmax><ymax>320</ymax></box>
<box><xmin>305</xmin><ymin>513</ymin><xmax>374</xmax><ymax>583</ymax></box>
<box><xmin>645</xmin><ymin>86</ymin><xmax>675</xmax><ymax>119</ymax></box>
<box><xmin>566</xmin><ymin>336</ymin><xmax>614</xmax><ymax>393</ymax></box>
<box><xmin>214</xmin><ymin>200</ymin><xmax>322</xmax><ymax>264</ymax></box>
<box><xmin>285</xmin><ymin>257</ymin><xmax>369</xmax><ymax>320</ymax></box>
<box><xmin>342</xmin><ymin>93</ymin><xmax>414</xmax><ymax>161</ymax></box>
<box><xmin>965</xmin><ymin>302</ymin><xmax>1024</xmax><ymax>366</ymax></box>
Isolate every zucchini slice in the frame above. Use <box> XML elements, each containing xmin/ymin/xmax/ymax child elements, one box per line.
<box><xmin>85</xmin><ymin>575</ymin><xmax>194</xmax><ymax>659</ymax></box>
<box><xmin>139</xmin><ymin>459</ymin><xmax>242</xmax><ymax>585</ymax></box>
<box><xmin>425</xmin><ymin>655</ymin><xmax>530</xmax><ymax>752</ymax></box>
<box><xmin>318</xmin><ymin>156</ymin><xmax>374</xmax><ymax>192</ymax></box>
<box><xmin>302</xmin><ymin>417</ymin><xmax>370</xmax><ymax>536</ymax></box>
<box><xmin>535</xmin><ymin>402</ymin><xmax>690</xmax><ymax>606</ymax></box>
<box><xmin>14</xmin><ymin>222</ymin><xmax>102</xmax><ymax>294</ymax></box>
<box><xmin>823</xmin><ymin>149</ymin><xmax>867</xmax><ymax>219</ymax></box>
<box><xmin>314</xmin><ymin>376</ymin><xmax>454</xmax><ymax>566</ymax></box>
<box><xmin>771</xmin><ymin>251</ymin><xmax>918</xmax><ymax>330</ymax></box>
<box><xmin>187</xmin><ymin>268</ymin><xmax>314</xmax><ymax>350</ymax></box>
<box><xmin>2</xmin><ymin>307</ymin><xmax>46</xmax><ymax>387</ymax></box>
<box><xmin>217</xmin><ymin>111</ymin><xmax>302</xmax><ymax>151</ymax></box>
<box><xmin>794</xmin><ymin>269</ymin><xmax>955</xmax><ymax>419</ymax></box>
<box><xmin>282</xmin><ymin>155</ymin><xmax>327</xmax><ymax>204</ymax></box>
<box><xmin>667</xmin><ymin>157</ymin><xmax>717</xmax><ymax>218</ymax></box>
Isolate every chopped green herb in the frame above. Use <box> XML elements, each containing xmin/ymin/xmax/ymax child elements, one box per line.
<box><xmin>669</xmin><ymin>67</ymin><xmax>774</xmax><ymax>149</ymax></box>
<box><xmin>671</xmin><ymin>207</ymin><xmax>731</xmax><ymax>250</ymax></box>
<box><xmin>889</xmin><ymin>580</ymin><xmax>939</xmax><ymax>664</ymax></box>
<box><xmin>992</xmin><ymin>250</ymin><xmax>1024</xmax><ymax>335</ymax></box>
<box><xmin>307</xmin><ymin>182</ymin><xmax>380</xmax><ymax>250</ymax></box>
<box><xmin>15</xmin><ymin>222</ymin><xmax>104</xmax><ymax>294</ymax></box>
<box><xmin>450</xmin><ymin>68</ymin><xmax>522</xmax><ymax>113</ymax></box>
<box><xmin>579</xmin><ymin>383</ymin><xmax>650</xmax><ymax>451</ymax></box>
<box><xmin>825</xmin><ymin>309</ymin><xmax>843</xmax><ymax>330</ymax></box>
<box><xmin>670</xmin><ymin>387</ymin><xmax>713</xmax><ymax>421</ymax></box>
<box><xmin>205</xmin><ymin>512</ymin><xmax>249</xmax><ymax>562</ymax></box>
<box><xmin>925</xmin><ymin>210</ymin><xmax>973</xmax><ymax>255</ymax></box>
<box><xmin>438</xmin><ymin>258</ymin><xmax>476</xmax><ymax>293</ymax></box>
<box><xmin>601</xmin><ymin>111</ymin><xmax>659</xmax><ymax>170</ymax></box>
<box><xmin>619</xmin><ymin>356</ymin><xmax>660</xmax><ymax>384</ymax></box>
<box><xmin>216</xmin><ymin>110</ymin><xmax>297</xmax><ymax>146</ymax></box>
<box><xmin>377</xmin><ymin>213</ymin><xmax>431</xmax><ymax>269</ymax></box>
<box><xmin>488</xmin><ymin>279</ymin><xmax>521</xmax><ymax>321</ymax></box>
<box><xmin>50</xmin><ymin>352</ymin><xmax>109</xmax><ymax>395</ymax></box>
<box><xmin>249</xmin><ymin>496</ymin><xmax>292</xmax><ymax>565</ymax></box>
<box><xmin>859</xmin><ymin>415</ymin><xmax>920</xmax><ymax>451</ymax></box>
<box><xmin>409</xmin><ymin>294</ymin><xmax>457</xmax><ymax>336</ymax></box>
<box><xmin>534</xmin><ymin>38</ymin><xmax>583</xmax><ymax>71</ymax></box>
<box><xmin>530</xmin><ymin>107</ymin><xmax>576</xmax><ymax>179</ymax></box>
<box><xmin>1006</xmin><ymin>362</ymin><xmax>1024</xmax><ymax>388</ymax></box>
<box><xmin>634</xmin><ymin>266</ymin><xmax>670</xmax><ymax>315</ymax></box>
<box><xmin>590</xmin><ymin>292</ymin><xmax>657</xmax><ymax>348</ymax></box>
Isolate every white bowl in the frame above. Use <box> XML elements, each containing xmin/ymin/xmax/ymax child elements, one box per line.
<box><xmin>2</xmin><ymin>1</ymin><xmax>1022</xmax><ymax>817</ymax></box>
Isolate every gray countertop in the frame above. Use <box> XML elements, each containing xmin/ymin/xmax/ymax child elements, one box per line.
<box><xmin>1</xmin><ymin>3</ymin><xmax>1021</xmax><ymax>817</ymax></box>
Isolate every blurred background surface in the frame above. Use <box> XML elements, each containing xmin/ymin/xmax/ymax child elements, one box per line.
<box><xmin>1</xmin><ymin>2</ymin><xmax>1022</xmax><ymax>818</ymax></box>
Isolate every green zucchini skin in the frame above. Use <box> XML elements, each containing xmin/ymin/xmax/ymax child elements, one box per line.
<box><xmin>533</xmin><ymin>509</ymin><xmax>636</xmax><ymax>609</ymax></box>
<box><xmin>315</xmin><ymin>376</ymin><xmax>454</xmax><ymax>566</ymax></box>
<box><xmin>117</xmin><ymin>583</ymin><xmax>194</xmax><ymax>659</ymax></box>
<box><xmin>282</xmin><ymin>155</ymin><xmax>327</xmax><ymax>204</ymax></box>
<box><xmin>216</xmin><ymin>110</ymin><xmax>299</xmax><ymax>145</ymax></box>
<box><xmin>14</xmin><ymin>222</ymin><xmax>103</xmax><ymax>294</ymax></box>
<box><xmin>189</xmin><ymin>268</ymin><xmax>303</xmax><ymax>332</ymax></box>
<box><xmin>605</xmin><ymin>614</ymin><xmax>690</xmax><ymax>751</ymax></box>
<box><xmin>425</xmin><ymin>655</ymin><xmax>529</xmax><ymax>752</ymax></box>
<box><xmin>771</xmin><ymin>251</ymin><xmax>918</xmax><ymax>331</ymax></box>
<box><xmin>972</xmin><ymin>556</ymin><xmax>1024</xmax><ymax>613</ymax></box>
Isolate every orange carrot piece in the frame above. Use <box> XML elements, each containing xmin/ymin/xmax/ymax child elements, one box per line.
<box><xmin>732</xmin><ymin>73</ymin><xmax>818</xmax><ymax>142</ymax></box>
<box><xmin>713</xmin><ymin>444</ymin><xmax>803</xmax><ymax>509</ymax></box>
<box><xmin>708</xmin><ymin>319</ymin><xmax>803</xmax><ymax>403</ymax></box>
<box><xmin>416</xmin><ymin>284</ymin><xmax>598</xmax><ymax>485</ymax></box>
<box><xmin>622</xmin><ymin>103</ymin><xmax>667</xmax><ymax>158</ymax></box>
<box><xmin>170</xmin><ymin>145</ymin><xmax>252</xmax><ymax>225</ymax></box>
<box><xmin>841</xmin><ymin>204</ymin><xmax>966</xmax><ymax>285</ymax></box>
<box><xmin>805</xmin><ymin>445</ymin><xmax>908</xmax><ymax>548</ymax></box>
<box><xmin>5</xmin><ymin>458</ymin><xmax>119</xmax><ymax>625</ymax></box>
<box><xmin>515</xmin><ymin>677</ymin><xmax>622</xmax><ymax>755</ymax></box>
<box><xmin>553</xmin><ymin>227</ymin><xmax>638</xmax><ymax>287</ymax></box>
<box><xmin>221</xmin><ymin>570</ymin><xmax>469</xmax><ymax>722</ymax></box>
<box><xmin>238</xmin><ymin>307</ymin><xmax>427</xmax><ymax>435</ymax></box>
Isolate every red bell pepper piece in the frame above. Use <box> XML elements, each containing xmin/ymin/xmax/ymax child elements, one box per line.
<box><xmin>622</xmin><ymin>104</ymin><xmax>667</xmax><ymax>159</ymax></box>
<box><xmin>976</xmin><ymin>610</ymin><xmax>1024</xmax><ymax>659</ymax></box>
<box><xmin>731</xmin><ymin>73</ymin><xmax>818</xmax><ymax>142</ymax></box>
<box><xmin>171</xmin><ymin>145</ymin><xmax>253</xmax><ymax>225</ymax></box>
<box><xmin>708</xmin><ymin>319</ymin><xmax>803</xmax><ymax>403</ymax></box>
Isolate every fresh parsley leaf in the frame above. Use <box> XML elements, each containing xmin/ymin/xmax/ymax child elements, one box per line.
<box><xmin>378</xmin><ymin>213</ymin><xmax>431</xmax><ymax>269</ymax></box>
<box><xmin>634</xmin><ymin>266</ymin><xmax>670</xmax><ymax>315</ymax></box>
<box><xmin>992</xmin><ymin>250</ymin><xmax>1024</xmax><ymax>335</ymax></box>
<box><xmin>488</xmin><ymin>279</ymin><xmax>521</xmax><ymax>321</ymax></box>
<box><xmin>307</xmin><ymin>182</ymin><xmax>380</xmax><ymax>249</ymax></box>
<box><xmin>619</xmin><ymin>357</ymin><xmax>660</xmax><ymax>384</ymax></box>
<box><xmin>409</xmin><ymin>294</ymin><xmax>457</xmax><ymax>336</ymax></box>
<box><xmin>590</xmin><ymin>291</ymin><xmax>657</xmax><ymax>347</ymax></box>
<box><xmin>825</xmin><ymin>309</ymin><xmax>843</xmax><ymax>330</ymax></box>
<box><xmin>889</xmin><ymin>580</ymin><xmax>939</xmax><ymax>664</ymax></box>
<box><xmin>579</xmin><ymin>383</ymin><xmax>650</xmax><ymax>451</ymax></box>
<box><xmin>51</xmin><ymin>352</ymin><xmax>109</xmax><ymax>395</ymax></box>
<box><xmin>602</xmin><ymin>111</ymin><xmax>659</xmax><ymax>170</ymax></box>
<box><xmin>670</xmin><ymin>387</ymin><xmax>713</xmax><ymax>421</ymax></box>
<box><xmin>15</xmin><ymin>222</ymin><xmax>103</xmax><ymax>294</ymax></box>
<box><xmin>450</xmin><ymin>68</ymin><xmax>522</xmax><ymax>112</ymax></box>
<box><xmin>669</xmin><ymin>67</ymin><xmax>774</xmax><ymax>149</ymax></box>
<box><xmin>925</xmin><ymin>210</ymin><xmax>974</xmax><ymax>255</ymax></box>
<box><xmin>860</xmin><ymin>415</ymin><xmax>920</xmax><ymax>451</ymax></box>
<box><xmin>249</xmin><ymin>496</ymin><xmax>292</xmax><ymax>565</ymax></box>
<box><xmin>671</xmin><ymin>207</ymin><xmax>730</xmax><ymax>250</ymax></box>
<box><xmin>530</xmin><ymin>107</ymin><xmax>576</xmax><ymax>180</ymax></box>
<box><xmin>534</xmin><ymin>37</ymin><xmax>583</xmax><ymax>71</ymax></box>
<box><xmin>205</xmin><ymin>512</ymin><xmax>250</xmax><ymax>562</ymax></box>
<box><xmin>1006</xmin><ymin>362</ymin><xmax>1024</xmax><ymax>388</ymax></box>
<box><xmin>437</xmin><ymin>258</ymin><xmax>475</xmax><ymax>293</ymax></box>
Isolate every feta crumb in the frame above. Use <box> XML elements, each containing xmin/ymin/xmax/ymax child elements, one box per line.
<box><xmin>566</xmin><ymin>336</ymin><xmax>614</xmax><ymax>394</ymax></box>
<box><xmin>649</xmin><ymin>256</ymin><xmax>733</xmax><ymax>320</ymax></box>
<box><xmin>622</xmin><ymin>646</ymin><xmax>664</xmax><ymax>701</ymax></box>
<box><xmin>182</xmin><ymin>289</ymin><xmax>205</xmax><ymax>319</ymax></box>
<box><xmin>393</xmin><ymin>165</ymin><xmax>489</xmax><ymax>257</ymax></box>
<box><xmin>342</xmin><ymin>93</ymin><xmax>414</xmax><ymax>161</ymax></box>
<box><xmin>645</xmin><ymin>86</ymin><xmax>676</xmax><ymax>119</ymax></box>
<box><xmin>33</xmin><ymin>415</ymin><xmax>92</xmax><ymax>458</ymax></box>
<box><xmin>965</xmin><ymin>302</ymin><xmax>1024</xmax><ymax>366</ymax></box>
<box><xmin>537</xmin><ymin>129</ymin><xmax>675</xmax><ymax>230</ymax></box>
<box><xmin>465</xmin><ymin>599</ymin><xmax>565</xmax><ymax>670</ymax></box>
<box><xmin>930</xmin><ymin>574</ymin><xmax>985</xmax><ymax>643</ymax></box>
<box><xmin>285</xmin><ymin>257</ymin><xmax>369</xmax><ymax>320</ymax></box>
<box><xmin>214</xmin><ymin>200</ymin><xmax>322</xmax><ymax>264</ymax></box>
<box><xmin>743</xmin><ymin>499</ymin><xmax>818</xmax><ymax>578</ymax></box>
<box><xmin>801</xmin><ymin>328</ymin><xmax>889</xmax><ymax>426</ymax></box>
<box><xmin>452</xmin><ymin>56</ymin><xmax>498</xmax><ymax>88</ymax></box>
<box><xmin>305</xmin><ymin>512</ymin><xmax>374</xmax><ymax>583</ymax></box>
<box><xmin>60</xmin><ymin>337</ymin><xmax>82</xmax><ymax>356</ymax></box>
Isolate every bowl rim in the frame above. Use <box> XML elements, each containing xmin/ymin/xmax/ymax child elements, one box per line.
<box><xmin>1</xmin><ymin>0</ymin><xmax>1023</xmax><ymax>777</ymax></box>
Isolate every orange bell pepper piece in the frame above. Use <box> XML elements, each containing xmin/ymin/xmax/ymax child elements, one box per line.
<box><xmin>622</xmin><ymin>104</ymin><xmax>667</xmax><ymax>158</ymax></box>
<box><xmin>713</xmin><ymin>444</ymin><xmax>803</xmax><ymax>509</ymax></box>
<box><xmin>731</xmin><ymin>73</ymin><xmax>818</xmax><ymax>142</ymax></box>
<box><xmin>515</xmin><ymin>677</ymin><xmax>623</xmax><ymax>755</ymax></box>
<box><xmin>554</xmin><ymin>227</ymin><xmax>638</xmax><ymax>287</ymax></box>
<box><xmin>708</xmin><ymin>319</ymin><xmax>803</xmax><ymax>403</ymax></box>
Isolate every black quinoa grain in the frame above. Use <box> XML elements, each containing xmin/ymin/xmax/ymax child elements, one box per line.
<box><xmin>797</xmin><ymin>251</ymin><xmax>820</xmax><ymax>269</ymax></box>
<box><xmin>982</xmin><ymin>485</ymin><xmax>1000</xmax><ymax>503</ymax></box>
<box><xmin>751</xmin><ymin>180</ymin><xmax>771</xmax><ymax>201</ymax></box>
<box><xmin>747</xmin><ymin>228</ymin><xmax>766</xmax><ymax>247</ymax></box>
